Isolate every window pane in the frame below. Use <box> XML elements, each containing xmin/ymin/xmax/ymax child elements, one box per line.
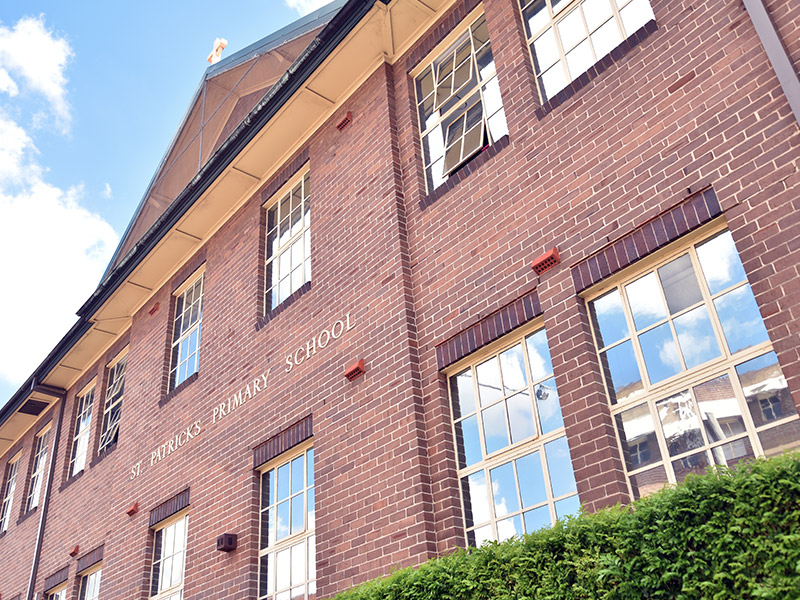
<box><xmin>462</xmin><ymin>471</ymin><xmax>491</xmax><ymax>526</ymax></box>
<box><xmin>629</xmin><ymin>464</ymin><xmax>667</xmax><ymax>499</ymax></box>
<box><xmin>260</xmin><ymin>508</ymin><xmax>274</xmax><ymax>549</ymax></box>
<box><xmin>657</xmin><ymin>254</ymin><xmax>703</xmax><ymax>315</ymax></box>
<box><xmin>696</xmin><ymin>230</ymin><xmax>747</xmax><ymax>294</ymax></box>
<box><xmin>490</xmin><ymin>462</ymin><xmax>520</xmax><ymax>517</ymax></box>
<box><xmin>276</xmin><ymin>500</ymin><xmax>290</xmax><ymax>540</ymax></box>
<box><xmin>307</xmin><ymin>449</ymin><xmax>314</xmax><ymax>486</ymax></box>
<box><xmin>758</xmin><ymin>420</ymin><xmax>800</xmax><ymax>456</ymax></box>
<box><xmin>532</xmin><ymin>28</ymin><xmax>560</xmax><ymax>72</ymax></box>
<box><xmin>601</xmin><ymin>340</ymin><xmax>643</xmax><ymax>404</ymax></box>
<box><xmin>540</xmin><ymin>63</ymin><xmax>567</xmax><ymax>99</ymax></box>
<box><xmin>694</xmin><ymin>375</ymin><xmax>746</xmax><ymax>442</ymax></box>
<box><xmin>507</xmin><ymin>391</ymin><xmax>536</xmax><ymax>443</ymax></box>
<box><xmin>499</xmin><ymin>344</ymin><xmax>527</xmax><ymax>393</ymax></box>
<box><xmin>525</xmin><ymin>329</ymin><xmax>554</xmax><ymax>381</ymax></box>
<box><xmin>589</xmin><ymin>289</ymin><xmax>629</xmax><ymax>347</ymax></box>
<box><xmin>476</xmin><ymin>358</ymin><xmax>503</xmax><ymax>405</ymax></box>
<box><xmin>291</xmin><ymin>456</ymin><xmax>304</xmax><ymax>495</ymax></box>
<box><xmin>620</xmin><ymin>0</ymin><xmax>655</xmax><ymax>35</ymax></box>
<box><xmin>582</xmin><ymin>0</ymin><xmax>613</xmax><ymax>30</ymax></box>
<box><xmin>523</xmin><ymin>0</ymin><xmax>549</xmax><ymax>37</ymax></box>
<box><xmin>737</xmin><ymin>352</ymin><xmax>797</xmax><ymax>427</ymax></box>
<box><xmin>714</xmin><ymin>285</ymin><xmax>769</xmax><ymax>355</ymax></box>
<box><xmin>523</xmin><ymin>505</ymin><xmax>552</xmax><ymax>532</ymax></box>
<box><xmin>625</xmin><ymin>273</ymin><xmax>667</xmax><ymax>331</ymax></box>
<box><xmin>277</xmin><ymin>463</ymin><xmax>290</xmax><ymax>501</ymax></box>
<box><xmin>558</xmin><ymin>8</ymin><xmax>586</xmax><ymax>51</ymax></box>
<box><xmin>671</xmin><ymin>450</ymin><xmax>709</xmax><ymax>482</ymax></box>
<box><xmin>710</xmin><ymin>436</ymin><xmax>755</xmax><ymax>468</ymax></box>
<box><xmin>554</xmin><ymin>494</ymin><xmax>580</xmax><ymax>520</ymax></box>
<box><xmin>307</xmin><ymin>488</ymin><xmax>315</xmax><ymax>529</ymax></box>
<box><xmin>566</xmin><ymin>38</ymin><xmax>593</xmax><ymax>81</ymax></box>
<box><xmin>455</xmin><ymin>415</ymin><xmax>482</xmax><ymax>468</ymax></box>
<box><xmin>482</xmin><ymin>403</ymin><xmax>510</xmax><ymax>454</ymax></box>
<box><xmin>544</xmin><ymin>436</ymin><xmax>577</xmax><ymax>497</ymax></box>
<box><xmin>639</xmin><ymin>322</ymin><xmax>682</xmax><ymax>384</ymax></box>
<box><xmin>616</xmin><ymin>403</ymin><xmax>661</xmax><ymax>470</ymax></box>
<box><xmin>673</xmin><ymin>305</ymin><xmax>721</xmax><ymax>369</ymax></box>
<box><xmin>291</xmin><ymin>542</ymin><xmax>305</xmax><ymax>586</ymax></box>
<box><xmin>496</xmin><ymin>514</ymin><xmax>523</xmax><ymax>541</ymax></box>
<box><xmin>590</xmin><ymin>17</ymin><xmax>622</xmax><ymax>59</ymax></box>
<box><xmin>534</xmin><ymin>377</ymin><xmax>564</xmax><ymax>434</ymax></box>
<box><xmin>291</xmin><ymin>494</ymin><xmax>305</xmax><ymax>534</ymax></box>
<box><xmin>451</xmin><ymin>370</ymin><xmax>476</xmax><ymax>418</ymax></box>
<box><xmin>656</xmin><ymin>390</ymin><xmax>704</xmax><ymax>457</ymax></box>
<box><xmin>516</xmin><ymin>451</ymin><xmax>547</xmax><ymax>508</ymax></box>
<box><xmin>276</xmin><ymin>548</ymin><xmax>291</xmax><ymax>591</ymax></box>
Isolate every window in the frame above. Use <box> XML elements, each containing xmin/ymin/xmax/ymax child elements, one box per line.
<box><xmin>99</xmin><ymin>352</ymin><xmax>127</xmax><ymax>451</ymax></box>
<box><xmin>258</xmin><ymin>444</ymin><xmax>315</xmax><ymax>600</ymax></box>
<box><xmin>79</xmin><ymin>567</ymin><xmax>101</xmax><ymax>600</ymax></box>
<box><xmin>70</xmin><ymin>386</ymin><xmax>94</xmax><ymax>475</ymax></box>
<box><xmin>27</xmin><ymin>428</ymin><xmax>50</xmax><ymax>511</ymax></box>
<box><xmin>264</xmin><ymin>172</ymin><xmax>311</xmax><ymax>312</ymax></box>
<box><xmin>170</xmin><ymin>273</ymin><xmax>204</xmax><ymax>389</ymax></box>
<box><xmin>47</xmin><ymin>585</ymin><xmax>67</xmax><ymax>600</ymax></box>
<box><xmin>150</xmin><ymin>513</ymin><xmax>188</xmax><ymax>600</ymax></box>
<box><xmin>448</xmin><ymin>327</ymin><xmax>579</xmax><ymax>546</ymax></box>
<box><xmin>519</xmin><ymin>0</ymin><xmax>655</xmax><ymax>101</ymax></box>
<box><xmin>0</xmin><ymin>454</ymin><xmax>20</xmax><ymax>532</ymax></box>
<box><xmin>588</xmin><ymin>227</ymin><xmax>800</xmax><ymax>498</ymax></box>
<box><xmin>414</xmin><ymin>13</ymin><xmax>508</xmax><ymax>191</ymax></box>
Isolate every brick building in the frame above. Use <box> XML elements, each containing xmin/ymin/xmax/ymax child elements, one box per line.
<box><xmin>1</xmin><ymin>0</ymin><xmax>799</xmax><ymax>598</ymax></box>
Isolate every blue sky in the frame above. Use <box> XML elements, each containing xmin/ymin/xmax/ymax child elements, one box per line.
<box><xmin>0</xmin><ymin>0</ymin><xmax>331</xmax><ymax>405</ymax></box>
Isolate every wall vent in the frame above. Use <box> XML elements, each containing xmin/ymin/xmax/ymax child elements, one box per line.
<box><xmin>531</xmin><ymin>247</ymin><xmax>560</xmax><ymax>276</ymax></box>
<box><xmin>344</xmin><ymin>359</ymin><xmax>365</xmax><ymax>381</ymax></box>
<box><xmin>216</xmin><ymin>533</ymin><xmax>238</xmax><ymax>552</ymax></box>
<box><xmin>336</xmin><ymin>111</ymin><xmax>353</xmax><ymax>131</ymax></box>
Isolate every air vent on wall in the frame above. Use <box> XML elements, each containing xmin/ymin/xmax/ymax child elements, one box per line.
<box><xmin>344</xmin><ymin>359</ymin><xmax>365</xmax><ymax>381</ymax></box>
<box><xmin>336</xmin><ymin>111</ymin><xmax>353</xmax><ymax>131</ymax></box>
<box><xmin>531</xmin><ymin>247</ymin><xmax>560</xmax><ymax>276</ymax></box>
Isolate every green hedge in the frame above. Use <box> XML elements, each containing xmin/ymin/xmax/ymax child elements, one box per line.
<box><xmin>336</xmin><ymin>454</ymin><xmax>800</xmax><ymax>600</ymax></box>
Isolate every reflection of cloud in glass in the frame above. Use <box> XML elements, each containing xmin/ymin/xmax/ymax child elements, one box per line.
<box><xmin>591</xmin><ymin>289</ymin><xmax>629</xmax><ymax>347</ymax></box>
<box><xmin>656</xmin><ymin>333</ymin><xmax>682</xmax><ymax>373</ymax></box>
<box><xmin>468</xmin><ymin>471</ymin><xmax>491</xmax><ymax>524</ymax></box>
<box><xmin>496</xmin><ymin>516</ymin><xmax>521</xmax><ymax>541</ymax></box>
<box><xmin>499</xmin><ymin>345</ymin><xmax>527</xmax><ymax>392</ymax></box>
<box><xmin>674</xmin><ymin>306</ymin><xmax>719</xmax><ymax>369</ymax></box>
<box><xmin>626</xmin><ymin>273</ymin><xmax>666</xmax><ymax>329</ymax></box>
<box><xmin>696</xmin><ymin>231</ymin><xmax>745</xmax><ymax>294</ymax></box>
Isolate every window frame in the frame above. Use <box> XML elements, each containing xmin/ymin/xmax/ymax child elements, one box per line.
<box><xmin>46</xmin><ymin>584</ymin><xmax>67</xmax><ymax>600</ymax></box>
<box><xmin>257</xmin><ymin>439</ymin><xmax>316</xmax><ymax>600</ymax></box>
<box><xmin>0</xmin><ymin>451</ymin><xmax>21</xmax><ymax>532</ymax></box>
<box><xmin>583</xmin><ymin>221</ymin><xmax>800</xmax><ymax>496</ymax></box>
<box><xmin>445</xmin><ymin>322</ymin><xmax>580</xmax><ymax>546</ymax></box>
<box><xmin>70</xmin><ymin>380</ymin><xmax>96</xmax><ymax>476</ymax></box>
<box><xmin>78</xmin><ymin>565</ymin><xmax>102</xmax><ymax>600</ymax></box>
<box><xmin>263</xmin><ymin>169</ymin><xmax>311</xmax><ymax>314</ymax></box>
<box><xmin>149</xmin><ymin>511</ymin><xmax>189</xmax><ymax>600</ymax></box>
<box><xmin>169</xmin><ymin>270</ymin><xmax>205</xmax><ymax>390</ymax></box>
<box><xmin>26</xmin><ymin>425</ymin><xmax>51</xmax><ymax>512</ymax></box>
<box><xmin>518</xmin><ymin>0</ymin><xmax>655</xmax><ymax>102</ymax></box>
<box><xmin>99</xmin><ymin>348</ymin><xmax>128</xmax><ymax>452</ymax></box>
<box><xmin>411</xmin><ymin>8</ymin><xmax>509</xmax><ymax>193</ymax></box>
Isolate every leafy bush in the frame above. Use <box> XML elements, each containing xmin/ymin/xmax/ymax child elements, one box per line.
<box><xmin>335</xmin><ymin>454</ymin><xmax>800</xmax><ymax>600</ymax></box>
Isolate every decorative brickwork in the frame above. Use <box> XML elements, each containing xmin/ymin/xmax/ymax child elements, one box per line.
<box><xmin>44</xmin><ymin>565</ymin><xmax>69</xmax><ymax>591</ymax></box>
<box><xmin>253</xmin><ymin>415</ymin><xmax>313</xmax><ymax>469</ymax></box>
<box><xmin>148</xmin><ymin>488</ymin><xmax>190</xmax><ymax>528</ymax></box>
<box><xmin>76</xmin><ymin>545</ymin><xmax>103</xmax><ymax>573</ymax></box>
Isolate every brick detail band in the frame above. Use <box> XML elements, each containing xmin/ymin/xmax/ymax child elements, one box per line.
<box><xmin>44</xmin><ymin>565</ymin><xmax>70</xmax><ymax>591</ymax></box>
<box><xmin>572</xmin><ymin>187</ymin><xmax>721</xmax><ymax>293</ymax></box>
<box><xmin>435</xmin><ymin>289</ymin><xmax>542</xmax><ymax>370</ymax></box>
<box><xmin>149</xmin><ymin>488</ymin><xmax>190</xmax><ymax>528</ymax></box>
<box><xmin>535</xmin><ymin>20</ymin><xmax>658</xmax><ymax>119</ymax></box>
<box><xmin>253</xmin><ymin>414</ymin><xmax>313</xmax><ymax>469</ymax></box>
<box><xmin>76</xmin><ymin>545</ymin><xmax>104</xmax><ymax>573</ymax></box>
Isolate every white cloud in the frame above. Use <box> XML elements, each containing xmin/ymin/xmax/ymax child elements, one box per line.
<box><xmin>283</xmin><ymin>0</ymin><xmax>331</xmax><ymax>16</ymax></box>
<box><xmin>102</xmin><ymin>182</ymin><xmax>113</xmax><ymax>199</ymax></box>
<box><xmin>0</xmin><ymin>15</ymin><xmax>73</xmax><ymax>133</ymax></box>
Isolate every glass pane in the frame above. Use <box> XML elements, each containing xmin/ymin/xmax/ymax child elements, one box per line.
<box><xmin>525</xmin><ymin>329</ymin><xmax>553</xmax><ymax>381</ymax></box>
<box><xmin>523</xmin><ymin>505</ymin><xmax>552</xmax><ymax>532</ymax></box>
<box><xmin>261</xmin><ymin>508</ymin><xmax>274</xmax><ymax>549</ymax></box>
<box><xmin>657</xmin><ymin>254</ymin><xmax>703</xmax><ymax>315</ymax></box>
<box><xmin>490</xmin><ymin>462</ymin><xmax>520</xmax><ymax>517</ymax></box>
<box><xmin>533</xmin><ymin>28</ymin><xmax>560</xmax><ymax>72</ymax></box>
<box><xmin>625</xmin><ymin>273</ymin><xmax>667</xmax><ymax>331</ymax></box>
<box><xmin>616</xmin><ymin>403</ymin><xmax>661</xmax><ymax>470</ymax></box>
<box><xmin>499</xmin><ymin>344</ymin><xmax>527</xmax><ymax>393</ymax></box>
<box><xmin>471</xmin><ymin>524</ymin><xmax>493</xmax><ymax>547</ymax></box>
<box><xmin>308</xmin><ymin>535</ymin><xmax>316</xmax><ymax>580</ymax></box>
<box><xmin>591</xmin><ymin>17</ymin><xmax>622</xmax><ymax>59</ymax></box>
<box><xmin>482</xmin><ymin>403</ymin><xmax>510</xmax><ymax>454</ymax></box>
<box><xmin>565</xmin><ymin>38</ymin><xmax>593</xmax><ymax>81</ymax></box>
<box><xmin>476</xmin><ymin>358</ymin><xmax>503</xmax><ymax>405</ymax></box>
<box><xmin>544</xmin><ymin>436</ymin><xmax>577</xmax><ymax>497</ymax></box>
<box><xmin>276</xmin><ymin>500</ymin><xmax>290</xmax><ymax>540</ymax></box>
<box><xmin>507</xmin><ymin>391</ymin><xmax>536</xmax><ymax>443</ymax></box>
<box><xmin>463</xmin><ymin>471</ymin><xmax>491</xmax><ymax>526</ymax></box>
<box><xmin>454</xmin><ymin>415</ymin><xmax>482</xmax><ymax>468</ymax></box>
<box><xmin>291</xmin><ymin>494</ymin><xmax>305</xmax><ymax>534</ymax></box>
<box><xmin>523</xmin><ymin>0</ymin><xmax>549</xmax><ymax>37</ymax></box>
<box><xmin>674</xmin><ymin>305</ymin><xmax>721</xmax><ymax>369</ymax></box>
<box><xmin>620</xmin><ymin>0</ymin><xmax>655</xmax><ymax>35</ymax></box>
<box><xmin>582</xmin><ymin>0</ymin><xmax>613</xmax><ymax>30</ymax></box>
<box><xmin>758</xmin><ymin>420</ymin><xmax>800</xmax><ymax>456</ymax></box>
<box><xmin>640</xmin><ymin>322</ymin><xmax>682</xmax><ymax>384</ymax></box>
<box><xmin>589</xmin><ymin>289</ymin><xmax>629</xmax><ymax>347</ymax></box>
<box><xmin>709</xmin><ymin>436</ymin><xmax>754</xmax><ymax>468</ymax></box>
<box><xmin>516</xmin><ymin>451</ymin><xmax>547</xmax><ymax>508</ymax></box>
<box><xmin>534</xmin><ymin>377</ymin><xmax>564</xmax><ymax>434</ymax></box>
<box><xmin>554</xmin><ymin>494</ymin><xmax>580</xmax><ymax>520</ymax></box>
<box><xmin>696</xmin><ymin>230</ymin><xmax>747</xmax><ymax>294</ymax></box>
<box><xmin>657</xmin><ymin>390</ymin><xmax>704</xmax><ymax>457</ymax></box>
<box><xmin>694</xmin><ymin>375</ymin><xmax>746</xmax><ymax>442</ymax></box>
<box><xmin>277</xmin><ymin>463</ymin><xmax>290</xmax><ymax>501</ymax></box>
<box><xmin>487</xmin><ymin>104</ymin><xmax>509</xmax><ymax>141</ymax></box>
<box><xmin>307</xmin><ymin>488</ymin><xmax>315</xmax><ymax>530</ymax></box>
<box><xmin>496</xmin><ymin>514</ymin><xmax>523</xmax><ymax>541</ymax></box>
<box><xmin>307</xmin><ymin>449</ymin><xmax>314</xmax><ymax>486</ymax></box>
<box><xmin>291</xmin><ymin>542</ymin><xmax>305</xmax><ymax>586</ymax></box>
<box><xmin>558</xmin><ymin>8</ymin><xmax>586</xmax><ymax>51</ymax></box>
<box><xmin>737</xmin><ymin>352</ymin><xmax>797</xmax><ymax>427</ymax></box>
<box><xmin>540</xmin><ymin>63</ymin><xmax>567</xmax><ymax>100</ymax></box>
<box><xmin>601</xmin><ymin>340</ymin><xmax>643</xmax><ymax>404</ymax></box>
<box><xmin>629</xmin><ymin>464</ymin><xmax>667</xmax><ymax>500</ymax></box>
<box><xmin>672</xmin><ymin>450</ymin><xmax>709</xmax><ymax>482</ymax></box>
<box><xmin>291</xmin><ymin>456</ymin><xmax>304</xmax><ymax>494</ymax></box>
<box><xmin>476</xmin><ymin>46</ymin><xmax>495</xmax><ymax>80</ymax></box>
<box><xmin>451</xmin><ymin>370</ymin><xmax>476</xmax><ymax>418</ymax></box>
<box><xmin>416</xmin><ymin>66</ymin><xmax>434</xmax><ymax>100</ymax></box>
<box><xmin>276</xmin><ymin>548</ymin><xmax>291</xmax><ymax>591</ymax></box>
<box><xmin>714</xmin><ymin>285</ymin><xmax>769</xmax><ymax>355</ymax></box>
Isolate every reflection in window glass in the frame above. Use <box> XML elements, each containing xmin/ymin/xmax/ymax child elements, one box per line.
<box><xmin>615</xmin><ymin>403</ymin><xmax>660</xmax><ymax>470</ymax></box>
<box><xmin>657</xmin><ymin>254</ymin><xmax>703</xmax><ymax>315</ymax></box>
<box><xmin>673</xmin><ymin>306</ymin><xmax>720</xmax><ymax>369</ymax></box>
<box><xmin>589</xmin><ymin>288</ymin><xmax>628</xmax><ymax>347</ymax></box>
<box><xmin>639</xmin><ymin>322</ymin><xmax>682</xmax><ymax>384</ymax></box>
<box><xmin>696</xmin><ymin>230</ymin><xmax>747</xmax><ymax>294</ymax></box>
<box><xmin>737</xmin><ymin>352</ymin><xmax>797</xmax><ymax>428</ymax></box>
<box><xmin>601</xmin><ymin>341</ymin><xmax>643</xmax><ymax>404</ymax></box>
<box><xmin>694</xmin><ymin>375</ymin><xmax>746</xmax><ymax>442</ymax></box>
<box><xmin>657</xmin><ymin>391</ymin><xmax>704</xmax><ymax>457</ymax></box>
<box><xmin>625</xmin><ymin>273</ymin><xmax>666</xmax><ymax>331</ymax></box>
<box><xmin>714</xmin><ymin>285</ymin><xmax>769</xmax><ymax>355</ymax></box>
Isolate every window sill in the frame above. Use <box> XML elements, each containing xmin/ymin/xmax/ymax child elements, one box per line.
<box><xmin>535</xmin><ymin>20</ymin><xmax>658</xmax><ymax>120</ymax></box>
<box><xmin>255</xmin><ymin>281</ymin><xmax>311</xmax><ymax>332</ymax></box>
<box><xmin>419</xmin><ymin>135</ymin><xmax>510</xmax><ymax>211</ymax></box>
<box><xmin>59</xmin><ymin>468</ymin><xmax>85</xmax><ymax>492</ymax></box>
<box><xmin>159</xmin><ymin>372</ymin><xmax>199</xmax><ymax>409</ymax></box>
<box><xmin>90</xmin><ymin>441</ymin><xmax>118</xmax><ymax>468</ymax></box>
<box><xmin>17</xmin><ymin>506</ymin><xmax>37</xmax><ymax>526</ymax></box>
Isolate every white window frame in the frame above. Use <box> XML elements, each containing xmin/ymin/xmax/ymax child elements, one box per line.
<box><xmin>446</xmin><ymin>323</ymin><xmax>580</xmax><ymax>546</ymax></box>
<box><xmin>518</xmin><ymin>0</ymin><xmax>655</xmax><ymax>101</ymax></box>
<box><xmin>99</xmin><ymin>349</ymin><xmax>128</xmax><ymax>452</ymax></box>
<box><xmin>412</xmin><ymin>9</ymin><xmax>508</xmax><ymax>192</ymax></box>
<box><xmin>70</xmin><ymin>381</ymin><xmax>95</xmax><ymax>476</ymax></box>
<box><xmin>0</xmin><ymin>452</ymin><xmax>21</xmax><ymax>532</ymax></box>
<box><xmin>264</xmin><ymin>170</ymin><xmax>311</xmax><ymax>313</ymax></box>
<box><xmin>78</xmin><ymin>565</ymin><xmax>102</xmax><ymax>600</ymax></box>
<box><xmin>26</xmin><ymin>426</ymin><xmax>51</xmax><ymax>512</ymax></box>
<box><xmin>258</xmin><ymin>440</ymin><xmax>316</xmax><ymax>600</ymax></box>
<box><xmin>46</xmin><ymin>584</ymin><xmax>67</xmax><ymax>600</ymax></box>
<box><xmin>585</xmin><ymin>221</ymin><xmax>800</xmax><ymax>498</ymax></box>
<box><xmin>170</xmin><ymin>271</ymin><xmax>204</xmax><ymax>390</ymax></box>
<box><xmin>150</xmin><ymin>512</ymin><xmax>189</xmax><ymax>600</ymax></box>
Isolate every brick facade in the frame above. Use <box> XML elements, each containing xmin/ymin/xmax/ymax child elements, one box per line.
<box><xmin>1</xmin><ymin>0</ymin><xmax>799</xmax><ymax>598</ymax></box>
